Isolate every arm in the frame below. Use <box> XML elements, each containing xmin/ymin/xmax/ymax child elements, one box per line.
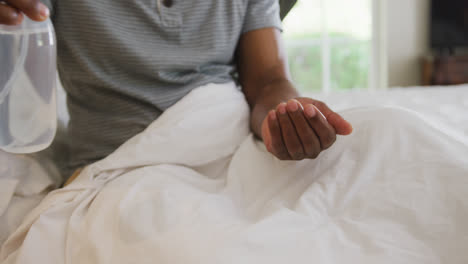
<box><xmin>236</xmin><ymin>27</ymin><xmax>353</xmax><ymax>160</ymax></box>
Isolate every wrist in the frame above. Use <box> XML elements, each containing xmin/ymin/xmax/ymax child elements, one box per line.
<box><xmin>249</xmin><ymin>79</ymin><xmax>300</xmax><ymax>139</ymax></box>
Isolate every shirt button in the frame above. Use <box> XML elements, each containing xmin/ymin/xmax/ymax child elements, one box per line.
<box><xmin>163</xmin><ymin>0</ymin><xmax>173</xmax><ymax>7</ymax></box>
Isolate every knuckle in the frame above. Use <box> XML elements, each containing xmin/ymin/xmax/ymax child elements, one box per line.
<box><xmin>303</xmin><ymin>144</ymin><xmax>317</xmax><ymax>157</ymax></box>
<box><xmin>271</xmin><ymin>143</ymin><xmax>289</xmax><ymax>159</ymax></box>
<box><xmin>322</xmin><ymin>133</ymin><xmax>337</xmax><ymax>149</ymax></box>
<box><xmin>271</xmin><ymin>141</ymin><xmax>284</xmax><ymax>153</ymax></box>
<box><xmin>288</xmin><ymin>146</ymin><xmax>305</xmax><ymax>160</ymax></box>
<box><xmin>278</xmin><ymin>151</ymin><xmax>290</xmax><ymax>160</ymax></box>
<box><xmin>314</xmin><ymin>101</ymin><xmax>326</xmax><ymax>109</ymax></box>
<box><xmin>291</xmin><ymin>153</ymin><xmax>305</xmax><ymax>160</ymax></box>
<box><xmin>309</xmin><ymin>150</ymin><xmax>321</xmax><ymax>159</ymax></box>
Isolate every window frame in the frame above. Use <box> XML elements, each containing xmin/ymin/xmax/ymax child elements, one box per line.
<box><xmin>284</xmin><ymin>0</ymin><xmax>388</xmax><ymax>92</ymax></box>
<box><xmin>370</xmin><ymin>0</ymin><xmax>388</xmax><ymax>90</ymax></box>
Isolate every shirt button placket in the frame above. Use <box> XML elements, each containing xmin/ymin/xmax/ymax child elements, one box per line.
<box><xmin>157</xmin><ymin>0</ymin><xmax>181</xmax><ymax>28</ymax></box>
<box><xmin>162</xmin><ymin>0</ymin><xmax>173</xmax><ymax>8</ymax></box>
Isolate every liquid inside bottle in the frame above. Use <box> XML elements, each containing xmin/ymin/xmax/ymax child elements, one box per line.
<box><xmin>0</xmin><ymin>18</ymin><xmax>57</xmax><ymax>153</ymax></box>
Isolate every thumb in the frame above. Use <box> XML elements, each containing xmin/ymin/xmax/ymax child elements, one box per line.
<box><xmin>297</xmin><ymin>98</ymin><xmax>353</xmax><ymax>135</ymax></box>
<box><xmin>325</xmin><ymin>110</ymin><xmax>353</xmax><ymax>135</ymax></box>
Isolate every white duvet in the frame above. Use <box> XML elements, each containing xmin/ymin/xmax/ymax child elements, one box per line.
<box><xmin>1</xmin><ymin>83</ymin><xmax>468</xmax><ymax>263</ymax></box>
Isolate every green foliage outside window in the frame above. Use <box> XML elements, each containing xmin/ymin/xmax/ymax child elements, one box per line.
<box><xmin>285</xmin><ymin>33</ymin><xmax>370</xmax><ymax>92</ymax></box>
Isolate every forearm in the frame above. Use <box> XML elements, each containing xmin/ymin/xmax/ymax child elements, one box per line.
<box><xmin>235</xmin><ymin>27</ymin><xmax>301</xmax><ymax>139</ymax></box>
<box><xmin>247</xmin><ymin>78</ymin><xmax>300</xmax><ymax>139</ymax></box>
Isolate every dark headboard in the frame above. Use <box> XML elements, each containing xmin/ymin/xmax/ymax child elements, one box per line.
<box><xmin>279</xmin><ymin>0</ymin><xmax>297</xmax><ymax>20</ymax></box>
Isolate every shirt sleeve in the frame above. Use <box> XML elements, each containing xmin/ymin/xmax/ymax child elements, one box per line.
<box><xmin>242</xmin><ymin>0</ymin><xmax>283</xmax><ymax>34</ymax></box>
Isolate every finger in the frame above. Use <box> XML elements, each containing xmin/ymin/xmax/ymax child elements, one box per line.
<box><xmin>277</xmin><ymin>102</ymin><xmax>305</xmax><ymax>160</ymax></box>
<box><xmin>286</xmin><ymin>99</ymin><xmax>321</xmax><ymax>158</ymax></box>
<box><xmin>0</xmin><ymin>3</ymin><xmax>23</xmax><ymax>25</ymax></box>
<box><xmin>267</xmin><ymin>110</ymin><xmax>290</xmax><ymax>160</ymax></box>
<box><xmin>312</xmin><ymin>101</ymin><xmax>353</xmax><ymax>135</ymax></box>
<box><xmin>304</xmin><ymin>104</ymin><xmax>337</xmax><ymax>150</ymax></box>
<box><xmin>4</xmin><ymin>0</ymin><xmax>49</xmax><ymax>21</ymax></box>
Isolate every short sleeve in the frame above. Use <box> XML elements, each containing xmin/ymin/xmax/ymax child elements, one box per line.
<box><xmin>242</xmin><ymin>0</ymin><xmax>283</xmax><ymax>34</ymax></box>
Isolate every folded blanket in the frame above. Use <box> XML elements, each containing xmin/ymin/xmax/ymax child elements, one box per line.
<box><xmin>2</xmin><ymin>82</ymin><xmax>468</xmax><ymax>264</ymax></box>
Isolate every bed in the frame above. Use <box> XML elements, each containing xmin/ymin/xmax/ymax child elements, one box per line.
<box><xmin>1</xmin><ymin>83</ymin><xmax>467</xmax><ymax>263</ymax></box>
<box><xmin>310</xmin><ymin>85</ymin><xmax>468</xmax><ymax>138</ymax></box>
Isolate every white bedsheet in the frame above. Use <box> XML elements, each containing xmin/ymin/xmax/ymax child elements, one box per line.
<box><xmin>1</xmin><ymin>82</ymin><xmax>468</xmax><ymax>264</ymax></box>
<box><xmin>310</xmin><ymin>85</ymin><xmax>468</xmax><ymax>137</ymax></box>
<box><xmin>0</xmin><ymin>151</ymin><xmax>61</xmax><ymax>246</ymax></box>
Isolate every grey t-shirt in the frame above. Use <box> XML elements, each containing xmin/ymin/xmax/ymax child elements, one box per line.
<box><xmin>42</xmin><ymin>0</ymin><xmax>282</xmax><ymax>174</ymax></box>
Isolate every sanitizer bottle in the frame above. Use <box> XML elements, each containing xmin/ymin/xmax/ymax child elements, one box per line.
<box><xmin>0</xmin><ymin>17</ymin><xmax>57</xmax><ymax>153</ymax></box>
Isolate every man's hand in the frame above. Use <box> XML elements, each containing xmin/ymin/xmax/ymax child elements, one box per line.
<box><xmin>236</xmin><ymin>27</ymin><xmax>352</xmax><ymax>161</ymax></box>
<box><xmin>261</xmin><ymin>98</ymin><xmax>352</xmax><ymax>160</ymax></box>
<box><xmin>0</xmin><ymin>0</ymin><xmax>49</xmax><ymax>25</ymax></box>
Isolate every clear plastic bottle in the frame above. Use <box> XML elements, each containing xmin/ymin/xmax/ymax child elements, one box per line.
<box><xmin>0</xmin><ymin>17</ymin><xmax>57</xmax><ymax>153</ymax></box>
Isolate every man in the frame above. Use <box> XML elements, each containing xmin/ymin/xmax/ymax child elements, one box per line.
<box><xmin>0</xmin><ymin>0</ymin><xmax>352</xmax><ymax>180</ymax></box>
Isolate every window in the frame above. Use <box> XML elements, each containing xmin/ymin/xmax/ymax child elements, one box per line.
<box><xmin>283</xmin><ymin>0</ymin><xmax>386</xmax><ymax>93</ymax></box>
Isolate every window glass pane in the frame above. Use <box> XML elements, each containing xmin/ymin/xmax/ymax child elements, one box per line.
<box><xmin>282</xmin><ymin>0</ymin><xmax>373</xmax><ymax>92</ymax></box>
<box><xmin>325</xmin><ymin>0</ymin><xmax>372</xmax><ymax>42</ymax></box>
<box><xmin>330</xmin><ymin>41</ymin><xmax>370</xmax><ymax>90</ymax></box>
<box><xmin>326</xmin><ymin>0</ymin><xmax>372</xmax><ymax>91</ymax></box>
<box><xmin>283</xmin><ymin>1</ymin><xmax>323</xmax><ymax>92</ymax></box>
<box><xmin>286</xmin><ymin>42</ymin><xmax>323</xmax><ymax>92</ymax></box>
<box><xmin>283</xmin><ymin>1</ymin><xmax>323</xmax><ymax>37</ymax></box>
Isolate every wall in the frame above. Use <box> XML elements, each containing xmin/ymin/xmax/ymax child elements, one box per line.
<box><xmin>386</xmin><ymin>0</ymin><xmax>430</xmax><ymax>87</ymax></box>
